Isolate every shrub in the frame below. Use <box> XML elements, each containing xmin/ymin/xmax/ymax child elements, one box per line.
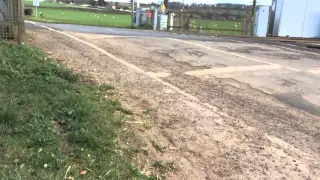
<box><xmin>24</xmin><ymin>8</ymin><xmax>33</xmax><ymax>16</ymax></box>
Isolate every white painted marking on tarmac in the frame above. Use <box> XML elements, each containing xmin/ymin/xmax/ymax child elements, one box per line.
<box><xmin>184</xmin><ymin>65</ymin><xmax>281</xmax><ymax>76</ymax></box>
<box><xmin>308</xmin><ymin>68</ymin><xmax>320</xmax><ymax>75</ymax></box>
<box><xmin>167</xmin><ymin>38</ymin><xmax>301</xmax><ymax>72</ymax></box>
<box><xmin>26</xmin><ymin>21</ymin><xmax>220</xmax><ymax>114</ymax></box>
<box><xmin>273</xmin><ymin>44</ymin><xmax>320</xmax><ymax>56</ymax></box>
<box><xmin>146</xmin><ymin>72</ymin><xmax>171</xmax><ymax>78</ymax></box>
<box><xmin>227</xmin><ymin>39</ymin><xmax>244</xmax><ymax>43</ymax></box>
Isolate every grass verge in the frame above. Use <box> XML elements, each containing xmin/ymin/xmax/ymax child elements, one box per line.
<box><xmin>25</xmin><ymin>8</ymin><xmax>132</xmax><ymax>28</ymax></box>
<box><xmin>0</xmin><ymin>41</ymin><xmax>151</xmax><ymax>179</ymax></box>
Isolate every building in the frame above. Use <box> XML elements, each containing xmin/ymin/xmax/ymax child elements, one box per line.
<box><xmin>271</xmin><ymin>0</ymin><xmax>320</xmax><ymax>38</ymax></box>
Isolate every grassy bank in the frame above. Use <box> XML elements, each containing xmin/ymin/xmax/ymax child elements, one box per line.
<box><xmin>0</xmin><ymin>41</ymin><xmax>150</xmax><ymax>179</ymax></box>
<box><xmin>25</xmin><ymin>8</ymin><xmax>132</xmax><ymax>28</ymax></box>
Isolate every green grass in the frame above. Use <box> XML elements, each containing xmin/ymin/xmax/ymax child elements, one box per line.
<box><xmin>0</xmin><ymin>41</ymin><xmax>152</xmax><ymax>179</ymax></box>
<box><xmin>188</xmin><ymin>19</ymin><xmax>245</xmax><ymax>35</ymax></box>
<box><xmin>190</xmin><ymin>19</ymin><xmax>242</xmax><ymax>31</ymax></box>
<box><xmin>25</xmin><ymin>8</ymin><xmax>132</xmax><ymax>28</ymax></box>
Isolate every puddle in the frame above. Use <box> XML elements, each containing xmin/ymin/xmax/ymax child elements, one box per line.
<box><xmin>274</xmin><ymin>93</ymin><xmax>320</xmax><ymax>117</ymax></box>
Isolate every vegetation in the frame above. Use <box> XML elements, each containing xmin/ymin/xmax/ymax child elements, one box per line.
<box><xmin>24</xmin><ymin>8</ymin><xmax>34</xmax><ymax>16</ymax></box>
<box><xmin>25</xmin><ymin>8</ymin><xmax>132</xmax><ymax>28</ymax></box>
<box><xmin>0</xmin><ymin>41</ymin><xmax>151</xmax><ymax>179</ymax></box>
<box><xmin>189</xmin><ymin>19</ymin><xmax>242</xmax><ymax>30</ymax></box>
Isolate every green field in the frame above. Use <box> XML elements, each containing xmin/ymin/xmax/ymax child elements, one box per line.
<box><xmin>0</xmin><ymin>41</ymin><xmax>151</xmax><ymax>179</ymax></box>
<box><xmin>188</xmin><ymin>18</ymin><xmax>245</xmax><ymax>35</ymax></box>
<box><xmin>190</xmin><ymin>19</ymin><xmax>242</xmax><ymax>31</ymax></box>
<box><xmin>25</xmin><ymin>8</ymin><xmax>132</xmax><ymax>28</ymax></box>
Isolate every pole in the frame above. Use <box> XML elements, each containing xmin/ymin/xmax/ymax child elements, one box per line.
<box><xmin>251</xmin><ymin>0</ymin><xmax>257</xmax><ymax>36</ymax></box>
<box><xmin>36</xmin><ymin>6</ymin><xmax>38</xmax><ymax>18</ymax></box>
<box><xmin>131</xmin><ymin>0</ymin><xmax>135</xmax><ymax>28</ymax></box>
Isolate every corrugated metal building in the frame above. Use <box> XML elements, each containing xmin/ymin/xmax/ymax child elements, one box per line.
<box><xmin>272</xmin><ymin>0</ymin><xmax>320</xmax><ymax>38</ymax></box>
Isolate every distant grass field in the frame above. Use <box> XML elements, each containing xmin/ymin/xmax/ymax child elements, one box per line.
<box><xmin>190</xmin><ymin>19</ymin><xmax>242</xmax><ymax>31</ymax></box>
<box><xmin>188</xmin><ymin>19</ymin><xmax>245</xmax><ymax>35</ymax></box>
<box><xmin>25</xmin><ymin>8</ymin><xmax>132</xmax><ymax>28</ymax></box>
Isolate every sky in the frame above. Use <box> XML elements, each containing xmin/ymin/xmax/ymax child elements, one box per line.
<box><xmin>133</xmin><ymin>0</ymin><xmax>273</xmax><ymax>5</ymax></box>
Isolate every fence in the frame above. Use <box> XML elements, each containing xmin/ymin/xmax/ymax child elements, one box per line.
<box><xmin>168</xmin><ymin>7</ymin><xmax>252</xmax><ymax>36</ymax></box>
<box><xmin>0</xmin><ymin>0</ymin><xmax>23</xmax><ymax>42</ymax></box>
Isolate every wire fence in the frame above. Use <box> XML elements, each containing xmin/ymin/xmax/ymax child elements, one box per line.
<box><xmin>167</xmin><ymin>8</ymin><xmax>252</xmax><ymax>36</ymax></box>
<box><xmin>0</xmin><ymin>0</ymin><xmax>23</xmax><ymax>42</ymax></box>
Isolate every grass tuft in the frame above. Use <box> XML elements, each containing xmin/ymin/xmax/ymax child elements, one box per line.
<box><xmin>0</xmin><ymin>41</ymin><xmax>152</xmax><ymax>179</ymax></box>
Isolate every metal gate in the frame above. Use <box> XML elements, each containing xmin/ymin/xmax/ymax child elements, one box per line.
<box><xmin>0</xmin><ymin>0</ymin><xmax>23</xmax><ymax>42</ymax></box>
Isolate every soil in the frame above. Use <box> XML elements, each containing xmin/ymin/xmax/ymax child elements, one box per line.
<box><xmin>26</xmin><ymin>26</ymin><xmax>320</xmax><ymax>180</ymax></box>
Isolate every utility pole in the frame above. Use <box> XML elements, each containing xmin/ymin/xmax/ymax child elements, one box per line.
<box><xmin>251</xmin><ymin>0</ymin><xmax>257</xmax><ymax>36</ymax></box>
<box><xmin>164</xmin><ymin>0</ymin><xmax>169</xmax><ymax>8</ymax></box>
<box><xmin>131</xmin><ymin>0</ymin><xmax>135</xmax><ymax>29</ymax></box>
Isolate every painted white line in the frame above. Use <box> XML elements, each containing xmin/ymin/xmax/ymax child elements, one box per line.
<box><xmin>26</xmin><ymin>21</ymin><xmax>220</xmax><ymax>114</ymax></box>
<box><xmin>184</xmin><ymin>65</ymin><xmax>281</xmax><ymax>76</ymax></box>
<box><xmin>228</xmin><ymin>39</ymin><xmax>244</xmax><ymax>43</ymax></box>
<box><xmin>167</xmin><ymin>38</ymin><xmax>301</xmax><ymax>72</ymax></box>
<box><xmin>273</xmin><ymin>44</ymin><xmax>320</xmax><ymax>56</ymax></box>
<box><xmin>308</xmin><ymin>68</ymin><xmax>320</xmax><ymax>75</ymax></box>
<box><xmin>146</xmin><ymin>72</ymin><xmax>171</xmax><ymax>78</ymax></box>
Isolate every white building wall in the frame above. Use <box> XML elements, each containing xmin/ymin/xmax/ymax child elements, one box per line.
<box><xmin>273</xmin><ymin>0</ymin><xmax>320</xmax><ymax>38</ymax></box>
<box><xmin>278</xmin><ymin>0</ymin><xmax>307</xmax><ymax>37</ymax></box>
<box><xmin>302</xmin><ymin>0</ymin><xmax>320</xmax><ymax>38</ymax></box>
<box><xmin>254</xmin><ymin>6</ymin><xmax>270</xmax><ymax>37</ymax></box>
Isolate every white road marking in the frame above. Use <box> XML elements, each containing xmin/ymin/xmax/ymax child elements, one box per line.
<box><xmin>272</xmin><ymin>44</ymin><xmax>320</xmax><ymax>56</ymax></box>
<box><xmin>228</xmin><ymin>39</ymin><xmax>244</xmax><ymax>43</ymax></box>
<box><xmin>146</xmin><ymin>72</ymin><xmax>171</xmax><ymax>78</ymax></box>
<box><xmin>26</xmin><ymin>21</ymin><xmax>221</xmax><ymax>114</ymax></box>
<box><xmin>280</xmin><ymin>43</ymin><xmax>297</xmax><ymax>47</ymax></box>
<box><xmin>184</xmin><ymin>65</ymin><xmax>281</xmax><ymax>76</ymax></box>
<box><xmin>167</xmin><ymin>38</ymin><xmax>301</xmax><ymax>72</ymax></box>
<box><xmin>308</xmin><ymin>68</ymin><xmax>320</xmax><ymax>75</ymax></box>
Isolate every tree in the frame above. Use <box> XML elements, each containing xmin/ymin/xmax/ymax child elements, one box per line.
<box><xmin>98</xmin><ymin>0</ymin><xmax>105</xmax><ymax>6</ymax></box>
<box><xmin>89</xmin><ymin>0</ymin><xmax>95</xmax><ymax>6</ymax></box>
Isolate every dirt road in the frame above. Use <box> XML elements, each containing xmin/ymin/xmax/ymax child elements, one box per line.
<box><xmin>26</xmin><ymin>23</ymin><xmax>320</xmax><ymax>180</ymax></box>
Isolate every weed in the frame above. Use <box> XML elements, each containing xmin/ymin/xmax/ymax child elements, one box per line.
<box><xmin>153</xmin><ymin>160</ymin><xmax>176</xmax><ymax>174</ymax></box>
